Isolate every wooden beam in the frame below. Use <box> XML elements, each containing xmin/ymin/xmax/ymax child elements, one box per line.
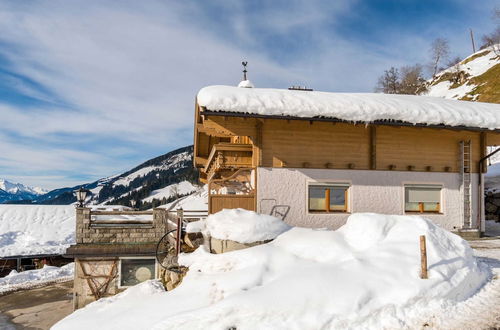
<box><xmin>480</xmin><ymin>132</ymin><xmax>487</xmax><ymax>173</ymax></box>
<box><xmin>325</xmin><ymin>189</ymin><xmax>330</xmax><ymax>212</ymax></box>
<box><xmin>370</xmin><ymin>125</ymin><xmax>377</xmax><ymax>170</ymax></box>
<box><xmin>252</xmin><ymin>120</ymin><xmax>263</xmax><ymax>167</ymax></box>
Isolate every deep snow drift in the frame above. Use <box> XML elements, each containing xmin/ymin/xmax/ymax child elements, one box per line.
<box><xmin>206</xmin><ymin>208</ymin><xmax>291</xmax><ymax>243</ymax></box>
<box><xmin>0</xmin><ymin>205</ymin><xmax>75</xmax><ymax>257</ymax></box>
<box><xmin>54</xmin><ymin>212</ymin><xmax>488</xmax><ymax>330</ymax></box>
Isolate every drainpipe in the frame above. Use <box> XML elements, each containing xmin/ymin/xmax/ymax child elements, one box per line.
<box><xmin>478</xmin><ymin>147</ymin><xmax>500</xmax><ymax>230</ymax></box>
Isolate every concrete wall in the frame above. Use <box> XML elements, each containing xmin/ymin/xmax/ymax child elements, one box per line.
<box><xmin>257</xmin><ymin>167</ymin><xmax>481</xmax><ymax>231</ymax></box>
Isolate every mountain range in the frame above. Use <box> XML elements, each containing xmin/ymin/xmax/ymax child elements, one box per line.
<box><xmin>0</xmin><ymin>179</ymin><xmax>47</xmax><ymax>203</ymax></box>
<box><xmin>1</xmin><ymin>145</ymin><xmax>200</xmax><ymax>209</ymax></box>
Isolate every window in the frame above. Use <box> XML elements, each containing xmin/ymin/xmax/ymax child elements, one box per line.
<box><xmin>119</xmin><ymin>258</ymin><xmax>156</xmax><ymax>287</ymax></box>
<box><xmin>308</xmin><ymin>183</ymin><xmax>349</xmax><ymax>212</ymax></box>
<box><xmin>404</xmin><ymin>184</ymin><xmax>442</xmax><ymax>213</ymax></box>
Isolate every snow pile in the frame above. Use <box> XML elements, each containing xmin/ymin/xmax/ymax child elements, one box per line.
<box><xmin>0</xmin><ymin>263</ymin><xmax>74</xmax><ymax>295</ymax></box>
<box><xmin>54</xmin><ymin>212</ymin><xmax>489</xmax><ymax>329</ymax></box>
<box><xmin>197</xmin><ymin>85</ymin><xmax>500</xmax><ymax>130</ymax></box>
<box><xmin>206</xmin><ymin>208</ymin><xmax>291</xmax><ymax>243</ymax></box>
<box><xmin>0</xmin><ymin>205</ymin><xmax>75</xmax><ymax>257</ymax></box>
<box><xmin>238</xmin><ymin>80</ymin><xmax>254</xmax><ymax>88</ymax></box>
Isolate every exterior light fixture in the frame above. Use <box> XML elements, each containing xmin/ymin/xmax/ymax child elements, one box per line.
<box><xmin>74</xmin><ymin>187</ymin><xmax>90</xmax><ymax>207</ymax></box>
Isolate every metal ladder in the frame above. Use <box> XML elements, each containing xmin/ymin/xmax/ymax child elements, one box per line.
<box><xmin>460</xmin><ymin>140</ymin><xmax>472</xmax><ymax>228</ymax></box>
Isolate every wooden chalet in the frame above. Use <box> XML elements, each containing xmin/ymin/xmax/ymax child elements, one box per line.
<box><xmin>194</xmin><ymin>83</ymin><xmax>500</xmax><ymax>237</ymax></box>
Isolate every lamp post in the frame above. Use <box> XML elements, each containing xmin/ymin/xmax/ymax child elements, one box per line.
<box><xmin>74</xmin><ymin>187</ymin><xmax>90</xmax><ymax>207</ymax></box>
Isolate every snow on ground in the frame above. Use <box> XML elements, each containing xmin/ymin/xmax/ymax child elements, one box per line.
<box><xmin>54</xmin><ymin>212</ymin><xmax>489</xmax><ymax>330</ymax></box>
<box><xmin>142</xmin><ymin>181</ymin><xmax>197</xmax><ymax>203</ymax></box>
<box><xmin>0</xmin><ymin>263</ymin><xmax>74</xmax><ymax>295</ymax></box>
<box><xmin>206</xmin><ymin>208</ymin><xmax>291</xmax><ymax>243</ymax></box>
<box><xmin>425</xmin><ymin>46</ymin><xmax>500</xmax><ymax>101</ymax></box>
<box><xmin>113</xmin><ymin>166</ymin><xmax>158</xmax><ymax>187</ymax></box>
<box><xmin>426</xmin><ymin>239</ymin><xmax>500</xmax><ymax>329</ymax></box>
<box><xmin>426</xmin><ymin>80</ymin><xmax>477</xmax><ymax>100</ymax></box>
<box><xmin>197</xmin><ymin>85</ymin><xmax>500</xmax><ymax>130</ymax></box>
<box><xmin>0</xmin><ymin>205</ymin><xmax>75</xmax><ymax>257</ymax></box>
<box><xmin>161</xmin><ymin>185</ymin><xmax>208</xmax><ymax>211</ymax></box>
<box><xmin>485</xmin><ymin>163</ymin><xmax>500</xmax><ymax>191</ymax></box>
<box><xmin>485</xmin><ymin>220</ymin><xmax>500</xmax><ymax>237</ymax></box>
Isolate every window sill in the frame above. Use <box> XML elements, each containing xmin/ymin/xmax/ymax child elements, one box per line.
<box><xmin>405</xmin><ymin>211</ymin><xmax>443</xmax><ymax>215</ymax></box>
<box><xmin>308</xmin><ymin>211</ymin><xmax>350</xmax><ymax>214</ymax></box>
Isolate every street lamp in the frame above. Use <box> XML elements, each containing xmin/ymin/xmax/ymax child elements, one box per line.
<box><xmin>74</xmin><ymin>187</ymin><xmax>90</xmax><ymax>207</ymax></box>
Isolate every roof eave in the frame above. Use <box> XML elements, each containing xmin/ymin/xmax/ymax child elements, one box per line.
<box><xmin>201</xmin><ymin>109</ymin><xmax>500</xmax><ymax>133</ymax></box>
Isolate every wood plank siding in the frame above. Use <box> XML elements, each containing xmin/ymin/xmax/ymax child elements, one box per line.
<box><xmin>209</xmin><ymin>195</ymin><xmax>256</xmax><ymax>214</ymax></box>
<box><xmin>195</xmin><ymin>114</ymin><xmax>494</xmax><ymax>174</ymax></box>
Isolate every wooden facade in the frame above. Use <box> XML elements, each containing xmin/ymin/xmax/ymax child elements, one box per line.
<box><xmin>194</xmin><ymin>102</ymin><xmax>500</xmax><ymax>214</ymax></box>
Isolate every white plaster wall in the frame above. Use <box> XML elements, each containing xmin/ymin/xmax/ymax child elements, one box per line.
<box><xmin>257</xmin><ymin>168</ymin><xmax>480</xmax><ymax>231</ymax></box>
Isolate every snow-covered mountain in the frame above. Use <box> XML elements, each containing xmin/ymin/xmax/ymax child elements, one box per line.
<box><xmin>0</xmin><ymin>179</ymin><xmax>47</xmax><ymax>203</ymax></box>
<box><xmin>4</xmin><ymin>145</ymin><xmax>199</xmax><ymax>209</ymax></box>
<box><xmin>425</xmin><ymin>45</ymin><xmax>500</xmax><ymax>103</ymax></box>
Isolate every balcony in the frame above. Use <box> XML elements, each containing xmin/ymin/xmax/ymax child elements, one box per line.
<box><xmin>204</xmin><ymin>143</ymin><xmax>253</xmax><ymax>180</ymax></box>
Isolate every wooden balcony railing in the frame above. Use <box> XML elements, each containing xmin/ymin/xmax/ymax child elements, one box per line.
<box><xmin>204</xmin><ymin>143</ymin><xmax>253</xmax><ymax>179</ymax></box>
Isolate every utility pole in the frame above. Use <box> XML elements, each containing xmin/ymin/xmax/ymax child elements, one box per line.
<box><xmin>470</xmin><ymin>29</ymin><xmax>476</xmax><ymax>53</ymax></box>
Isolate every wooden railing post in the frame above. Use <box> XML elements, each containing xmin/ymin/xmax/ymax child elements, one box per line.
<box><xmin>175</xmin><ymin>208</ymin><xmax>184</xmax><ymax>255</ymax></box>
<box><xmin>420</xmin><ymin>235</ymin><xmax>428</xmax><ymax>279</ymax></box>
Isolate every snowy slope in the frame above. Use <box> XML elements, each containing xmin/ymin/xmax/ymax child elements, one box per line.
<box><xmin>198</xmin><ymin>85</ymin><xmax>500</xmax><ymax>130</ymax></box>
<box><xmin>0</xmin><ymin>205</ymin><xmax>75</xmax><ymax>257</ymax></box>
<box><xmin>141</xmin><ymin>181</ymin><xmax>197</xmax><ymax>203</ymax></box>
<box><xmin>425</xmin><ymin>45</ymin><xmax>500</xmax><ymax>103</ymax></box>
<box><xmin>161</xmin><ymin>185</ymin><xmax>208</xmax><ymax>211</ymax></box>
<box><xmin>54</xmin><ymin>212</ymin><xmax>488</xmax><ymax>329</ymax></box>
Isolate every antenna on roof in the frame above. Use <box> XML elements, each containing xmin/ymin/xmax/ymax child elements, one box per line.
<box><xmin>242</xmin><ymin>61</ymin><xmax>248</xmax><ymax>80</ymax></box>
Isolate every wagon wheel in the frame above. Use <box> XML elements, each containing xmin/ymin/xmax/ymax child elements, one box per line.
<box><xmin>155</xmin><ymin>230</ymin><xmax>184</xmax><ymax>274</ymax></box>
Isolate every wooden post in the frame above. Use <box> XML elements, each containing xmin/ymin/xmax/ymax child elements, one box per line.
<box><xmin>325</xmin><ymin>189</ymin><xmax>331</xmax><ymax>212</ymax></box>
<box><xmin>175</xmin><ymin>209</ymin><xmax>183</xmax><ymax>255</ymax></box>
<box><xmin>369</xmin><ymin>125</ymin><xmax>377</xmax><ymax>170</ymax></box>
<box><xmin>420</xmin><ymin>235</ymin><xmax>428</xmax><ymax>279</ymax></box>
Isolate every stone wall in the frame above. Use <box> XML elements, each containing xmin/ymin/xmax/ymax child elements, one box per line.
<box><xmin>73</xmin><ymin>258</ymin><xmax>120</xmax><ymax>309</ymax></box>
<box><xmin>75</xmin><ymin>208</ymin><xmax>168</xmax><ymax>244</ymax></box>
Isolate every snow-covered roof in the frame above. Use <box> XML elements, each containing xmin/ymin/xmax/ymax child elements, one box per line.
<box><xmin>197</xmin><ymin>85</ymin><xmax>500</xmax><ymax>130</ymax></box>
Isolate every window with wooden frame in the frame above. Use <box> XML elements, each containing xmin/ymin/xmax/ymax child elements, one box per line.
<box><xmin>308</xmin><ymin>183</ymin><xmax>349</xmax><ymax>213</ymax></box>
<box><xmin>404</xmin><ymin>184</ymin><xmax>442</xmax><ymax>213</ymax></box>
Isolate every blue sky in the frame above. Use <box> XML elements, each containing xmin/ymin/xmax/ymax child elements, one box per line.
<box><xmin>0</xmin><ymin>0</ymin><xmax>498</xmax><ymax>190</ymax></box>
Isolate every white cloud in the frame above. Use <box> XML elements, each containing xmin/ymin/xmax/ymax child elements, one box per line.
<box><xmin>0</xmin><ymin>0</ymin><xmax>495</xmax><ymax>189</ymax></box>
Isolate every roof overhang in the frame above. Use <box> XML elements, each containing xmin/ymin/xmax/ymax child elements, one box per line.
<box><xmin>201</xmin><ymin>109</ymin><xmax>500</xmax><ymax>133</ymax></box>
